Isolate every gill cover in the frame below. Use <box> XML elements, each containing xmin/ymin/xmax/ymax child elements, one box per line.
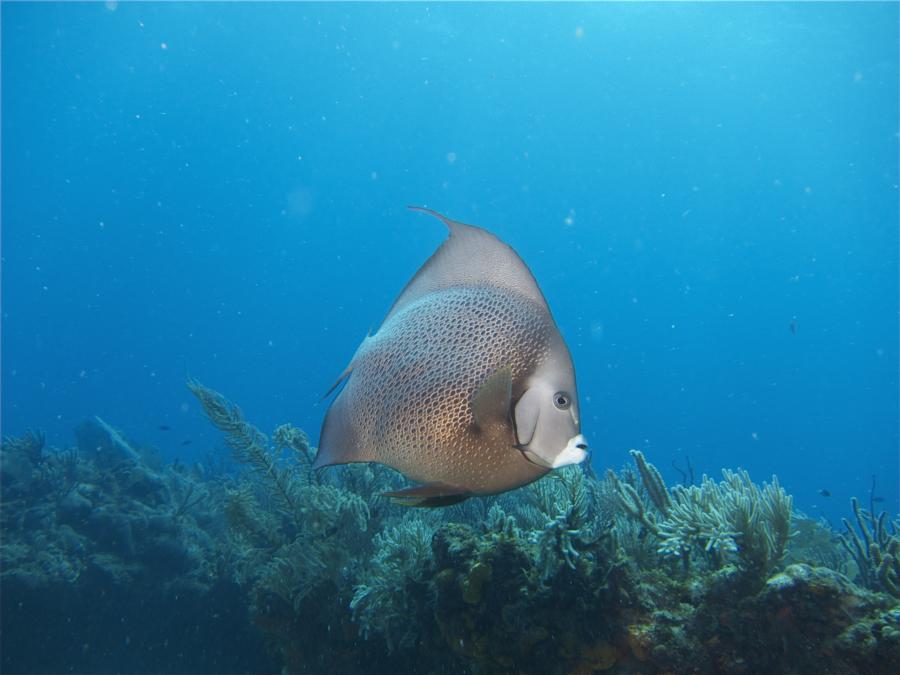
<box><xmin>514</xmin><ymin>362</ymin><xmax>587</xmax><ymax>469</ymax></box>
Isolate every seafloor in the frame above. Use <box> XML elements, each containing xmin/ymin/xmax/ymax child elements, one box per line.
<box><xmin>1</xmin><ymin>381</ymin><xmax>898</xmax><ymax>674</ymax></box>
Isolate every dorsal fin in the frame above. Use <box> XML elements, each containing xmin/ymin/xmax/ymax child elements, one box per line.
<box><xmin>382</xmin><ymin>207</ymin><xmax>550</xmax><ymax>324</ymax></box>
<box><xmin>322</xmin><ymin>363</ymin><xmax>353</xmax><ymax>399</ymax></box>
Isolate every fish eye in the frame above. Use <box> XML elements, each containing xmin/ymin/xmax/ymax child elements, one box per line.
<box><xmin>553</xmin><ymin>392</ymin><xmax>571</xmax><ymax>410</ymax></box>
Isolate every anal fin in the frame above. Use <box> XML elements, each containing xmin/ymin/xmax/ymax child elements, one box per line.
<box><xmin>383</xmin><ymin>482</ymin><xmax>470</xmax><ymax>508</ymax></box>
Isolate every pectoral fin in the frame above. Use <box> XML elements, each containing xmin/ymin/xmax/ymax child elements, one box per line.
<box><xmin>383</xmin><ymin>483</ymin><xmax>470</xmax><ymax>508</ymax></box>
<box><xmin>472</xmin><ymin>367</ymin><xmax>513</xmax><ymax>429</ymax></box>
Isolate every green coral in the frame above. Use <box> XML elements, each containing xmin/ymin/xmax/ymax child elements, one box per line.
<box><xmin>610</xmin><ymin>450</ymin><xmax>793</xmax><ymax>578</ymax></box>
<box><xmin>630</xmin><ymin>448</ymin><xmax>672</xmax><ymax>513</ymax></box>
<box><xmin>189</xmin><ymin>380</ymin><xmax>369</xmax><ymax>539</ymax></box>
<box><xmin>1</xmin><ymin>428</ymin><xmax>46</xmax><ymax>497</ymax></box>
<box><xmin>1</xmin><ymin>428</ymin><xmax>45</xmax><ymax>462</ymax></box>
<box><xmin>188</xmin><ymin>379</ymin><xmax>307</xmax><ymax>526</ymax></box>
<box><xmin>519</xmin><ymin>466</ymin><xmax>611</xmax><ymax>579</ymax></box>
<box><xmin>428</xmin><ymin>510</ymin><xmax>625</xmax><ymax>674</ymax></box>
<box><xmin>350</xmin><ymin>516</ymin><xmax>435</xmax><ymax>651</ymax></box>
<box><xmin>660</xmin><ymin>469</ymin><xmax>792</xmax><ymax>576</ymax></box>
<box><xmin>839</xmin><ymin>496</ymin><xmax>900</xmax><ymax>597</ymax></box>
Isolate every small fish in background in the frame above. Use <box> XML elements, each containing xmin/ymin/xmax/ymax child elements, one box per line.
<box><xmin>818</xmin><ymin>488</ymin><xmax>831</xmax><ymax>497</ymax></box>
<box><xmin>789</xmin><ymin>318</ymin><xmax>798</xmax><ymax>335</ymax></box>
<box><xmin>181</xmin><ymin>439</ymin><xmax>193</xmax><ymax>446</ymax></box>
<box><xmin>158</xmin><ymin>425</ymin><xmax>171</xmax><ymax>431</ymax></box>
<box><xmin>873</xmin><ymin>497</ymin><xmax>885</xmax><ymax>504</ymax></box>
<box><xmin>315</xmin><ymin>207</ymin><xmax>588</xmax><ymax>507</ymax></box>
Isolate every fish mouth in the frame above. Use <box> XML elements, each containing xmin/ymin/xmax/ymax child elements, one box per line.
<box><xmin>551</xmin><ymin>434</ymin><xmax>589</xmax><ymax>468</ymax></box>
<box><xmin>521</xmin><ymin>434</ymin><xmax>589</xmax><ymax>469</ymax></box>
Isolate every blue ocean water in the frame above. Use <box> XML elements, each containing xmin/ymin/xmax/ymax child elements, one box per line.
<box><xmin>2</xmin><ymin>1</ymin><xmax>897</xmax><ymax>528</ymax></box>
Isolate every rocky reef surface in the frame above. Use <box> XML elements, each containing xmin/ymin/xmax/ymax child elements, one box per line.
<box><xmin>1</xmin><ymin>382</ymin><xmax>897</xmax><ymax>674</ymax></box>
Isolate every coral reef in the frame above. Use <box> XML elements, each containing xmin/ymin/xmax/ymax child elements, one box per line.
<box><xmin>187</xmin><ymin>380</ymin><xmax>396</xmax><ymax>673</ymax></box>
<box><xmin>350</xmin><ymin>515</ymin><xmax>435</xmax><ymax>651</ymax></box>
<box><xmin>610</xmin><ymin>450</ymin><xmax>792</xmax><ymax>581</ymax></box>
<box><xmin>2</xmin><ymin>389</ymin><xmax>897</xmax><ymax>674</ymax></box>
<box><xmin>0</xmin><ymin>425</ymin><xmax>274</xmax><ymax>674</ymax></box>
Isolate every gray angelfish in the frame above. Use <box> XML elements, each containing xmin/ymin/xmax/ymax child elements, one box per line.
<box><xmin>314</xmin><ymin>206</ymin><xmax>588</xmax><ymax>506</ymax></box>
